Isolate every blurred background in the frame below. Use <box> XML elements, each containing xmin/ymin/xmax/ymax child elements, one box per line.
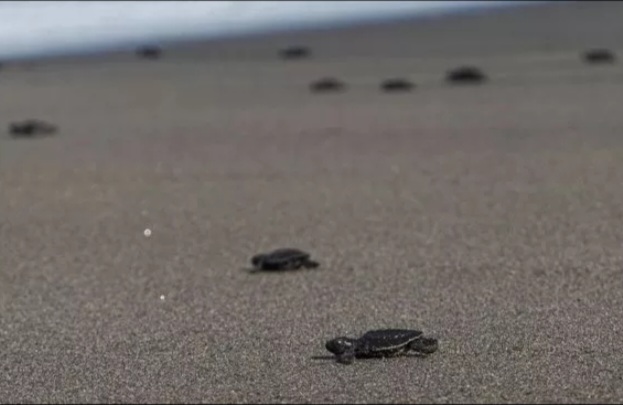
<box><xmin>0</xmin><ymin>1</ymin><xmax>535</xmax><ymax>60</ymax></box>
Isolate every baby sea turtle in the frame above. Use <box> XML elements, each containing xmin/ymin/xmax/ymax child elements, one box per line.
<box><xmin>279</xmin><ymin>45</ymin><xmax>312</xmax><ymax>60</ymax></box>
<box><xmin>582</xmin><ymin>48</ymin><xmax>616</xmax><ymax>65</ymax></box>
<box><xmin>309</xmin><ymin>77</ymin><xmax>346</xmax><ymax>93</ymax></box>
<box><xmin>325</xmin><ymin>329</ymin><xmax>438</xmax><ymax>364</ymax></box>
<box><xmin>380</xmin><ymin>78</ymin><xmax>415</xmax><ymax>92</ymax></box>
<box><xmin>8</xmin><ymin>119</ymin><xmax>57</xmax><ymax>138</ymax></box>
<box><xmin>136</xmin><ymin>45</ymin><xmax>162</xmax><ymax>60</ymax></box>
<box><xmin>250</xmin><ymin>248</ymin><xmax>320</xmax><ymax>271</ymax></box>
<box><xmin>446</xmin><ymin>66</ymin><xmax>487</xmax><ymax>85</ymax></box>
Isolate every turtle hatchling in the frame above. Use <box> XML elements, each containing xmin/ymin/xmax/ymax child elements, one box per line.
<box><xmin>8</xmin><ymin>119</ymin><xmax>57</xmax><ymax>138</ymax></box>
<box><xmin>325</xmin><ymin>329</ymin><xmax>438</xmax><ymax>364</ymax></box>
<box><xmin>250</xmin><ymin>248</ymin><xmax>320</xmax><ymax>271</ymax></box>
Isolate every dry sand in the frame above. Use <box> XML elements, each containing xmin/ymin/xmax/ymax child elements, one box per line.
<box><xmin>1</xmin><ymin>2</ymin><xmax>623</xmax><ymax>403</ymax></box>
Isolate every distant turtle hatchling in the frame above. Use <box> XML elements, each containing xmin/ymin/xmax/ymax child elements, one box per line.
<box><xmin>325</xmin><ymin>329</ymin><xmax>439</xmax><ymax>365</ymax></box>
<box><xmin>380</xmin><ymin>78</ymin><xmax>415</xmax><ymax>92</ymax></box>
<box><xmin>582</xmin><ymin>48</ymin><xmax>616</xmax><ymax>64</ymax></box>
<box><xmin>8</xmin><ymin>119</ymin><xmax>58</xmax><ymax>138</ymax></box>
<box><xmin>136</xmin><ymin>45</ymin><xmax>163</xmax><ymax>60</ymax></box>
<box><xmin>445</xmin><ymin>65</ymin><xmax>488</xmax><ymax>85</ymax></box>
<box><xmin>309</xmin><ymin>77</ymin><xmax>346</xmax><ymax>93</ymax></box>
<box><xmin>279</xmin><ymin>45</ymin><xmax>312</xmax><ymax>60</ymax></box>
<box><xmin>250</xmin><ymin>248</ymin><xmax>320</xmax><ymax>272</ymax></box>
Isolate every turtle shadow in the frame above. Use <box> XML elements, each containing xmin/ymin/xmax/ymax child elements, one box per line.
<box><xmin>242</xmin><ymin>267</ymin><xmax>261</xmax><ymax>274</ymax></box>
<box><xmin>241</xmin><ymin>266</ymin><xmax>322</xmax><ymax>275</ymax></box>
<box><xmin>310</xmin><ymin>353</ymin><xmax>433</xmax><ymax>363</ymax></box>
<box><xmin>311</xmin><ymin>355</ymin><xmax>335</xmax><ymax>361</ymax></box>
<box><xmin>241</xmin><ymin>267</ymin><xmax>306</xmax><ymax>275</ymax></box>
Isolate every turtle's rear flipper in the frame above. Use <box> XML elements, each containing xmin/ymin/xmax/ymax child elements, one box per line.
<box><xmin>303</xmin><ymin>260</ymin><xmax>320</xmax><ymax>269</ymax></box>
<box><xmin>409</xmin><ymin>337</ymin><xmax>439</xmax><ymax>355</ymax></box>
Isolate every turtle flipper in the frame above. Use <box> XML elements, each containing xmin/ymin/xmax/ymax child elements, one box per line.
<box><xmin>336</xmin><ymin>350</ymin><xmax>356</xmax><ymax>365</ymax></box>
<box><xmin>408</xmin><ymin>336</ymin><xmax>439</xmax><ymax>355</ymax></box>
<box><xmin>303</xmin><ymin>259</ymin><xmax>320</xmax><ymax>269</ymax></box>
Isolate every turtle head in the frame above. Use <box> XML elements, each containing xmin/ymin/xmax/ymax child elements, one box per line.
<box><xmin>251</xmin><ymin>254</ymin><xmax>266</xmax><ymax>267</ymax></box>
<box><xmin>409</xmin><ymin>336</ymin><xmax>439</xmax><ymax>355</ymax></box>
<box><xmin>325</xmin><ymin>337</ymin><xmax>357</xmax><ymax>355</ymax></box>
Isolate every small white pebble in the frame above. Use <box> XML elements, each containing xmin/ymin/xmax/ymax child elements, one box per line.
<box><xmin>160</xmin><ymin>295</ymin><xmax>165</xmax><ymax>301</ymax></box>
<box><xmin>144</xmin><ymin>228</ymin><xmax>152</xmax><ymax>237</ymax></box>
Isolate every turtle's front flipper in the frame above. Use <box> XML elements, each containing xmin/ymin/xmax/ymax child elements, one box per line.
<box><xmin>336</xmin><ymin>350</ymin><xmax>356</xmax><ymax>365</ymax></box>
<box><xmin>303</xmin><ymin>259</ymin><xmax>320</xmax><ymax>269</ymax></box>
<box><xmin>408</xmin><ymin>337</ymin><xmax>439</xmax><ymax>355</ymax></box>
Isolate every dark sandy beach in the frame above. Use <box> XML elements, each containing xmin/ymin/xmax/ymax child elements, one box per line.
<box><xmin>1</xmin><ymin>2</ymin><xmax>623</xmax><ymax>403</ymax></box>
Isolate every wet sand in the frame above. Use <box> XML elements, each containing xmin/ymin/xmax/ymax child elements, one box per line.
<box><xmin>1</xmin><ymin>2</ymin><xmax>623</xmax><ymax>403</ymax></box>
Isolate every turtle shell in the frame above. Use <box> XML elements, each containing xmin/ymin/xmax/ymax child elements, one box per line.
<box><xmin>265</xmin><ymin>248</ymin><xmax>310</xmax><ymax>262</ymax></box>
<box><xmin>359</xmin><ymin>329</ymin><xmax>423</xmax><ymax>353</ymax></box>
<box><xmin>252</xmin><ymin>248</ymin><xmax>312</xmax><ymax>270</ymax></box>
